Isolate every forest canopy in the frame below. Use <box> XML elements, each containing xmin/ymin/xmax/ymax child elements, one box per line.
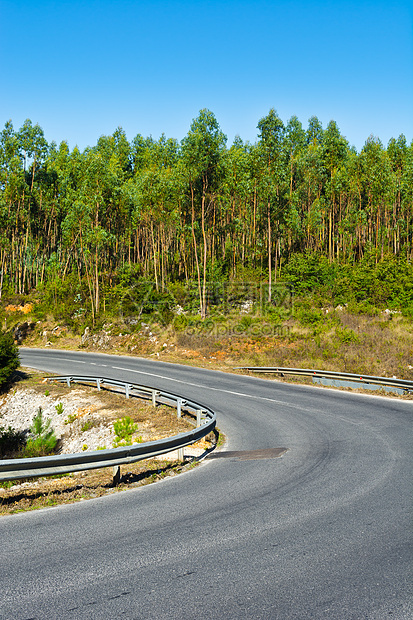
<box><xmin>1</xmin><ymin>110</ymin><xmax>412</xmax><ymax>321</ymax></box>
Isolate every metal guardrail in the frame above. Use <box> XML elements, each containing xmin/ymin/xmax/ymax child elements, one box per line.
<box><xmin>237</xmin><ymin>366</ymin><xmax>413</xmax><ymax>393</ymax></box>
<box><xmin>0</xmin><ymin>376</ymin><xmax>216</xmax><ymax>483</ymax></box>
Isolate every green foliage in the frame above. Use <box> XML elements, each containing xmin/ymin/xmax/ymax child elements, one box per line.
<box><xmin>296</xmin><ymin>307</ymin><xmax>324</xmax><ymax>325</ymax></box>
<box><xmin>334</xmin><ymin>254</ymin><xmax>413</xmax><ymax>310</ymax></box>
<box><xmin>346</xmin><ymin>301</ymin><xmax>379</xmax><ymax>316</ymax></box>
<box><xmin>22</xmin><ymin>407</ymin><xmax>58</xmax><ymax>457</ymax></box>
<box><xmin>283</xmin><ymin>253</ymin><xmax>331</xmax><ymax>294</ymax></box>
<box><xmin>54</xmin><ymin>402</ymin><xmax>64</xmax><ymax>415</ymax></box>
<box><xmin>0</xmin><ymin>425</ymin><xmax>26</xmax><ymax>458</ymax></box>
<box><xmin>0</xmin><ymin>330</ymin><xmax>19</xmax><ymax>389</ymax></box>
<box><xmin>35</xmin><ymin>274</ymin><xmax>86</xmax><ymax>326</ymax></box>
<box><xmin>335</xmin><ymin>327</ymin><xmax>360</xmax><ymax>345</ymax></box>
<box><xmin>1</xmin><ymin>113</ymin><xmax>412</xmax><ymax>325</ymax></box>
<box><xmin>173</xmin><ymin>314</ymin><xmax>188</xmax><ymax>332</ymax></box>
<box><xmin>113</xmin><ymin>416</ymin><xmax>139</xmax><ymax>447</ymax></box>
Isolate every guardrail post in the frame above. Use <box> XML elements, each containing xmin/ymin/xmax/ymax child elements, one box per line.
<box><xmin>196</xmin><ymin>409</ymin><xmax>204</xmax><ymax>427</ymax></box>
<box><xmin>177</xmin><ymin>398</ymin><xmax>186</xmax><ymax>418</ymax></box>
<box><xmin>113</xmin><ymin>465</ymin><xmax>121</xmax><ymax>486</ymax></box>
<box><xmin>152</xmin><ymin>390</ymin><xmax>159</xmax><ymax>407</ymax></box>
<box><xmin>178</xmin><ymin>447</ymin><xmax>184</xmax><ymax>460</ymax></box>
<box><xmin>66</xmin><ymin>377</ymin><xmax>71</xmax><ymax>388</ymax></box>
<box><xmin>96</xmin><ymin>379</ymin><xmax>101</xmax><ymax>391</ymax></box>
<box><xmin>125</xmin><ymin>384</ymin><xmax>130</xmax><ymax>399</ymax></box>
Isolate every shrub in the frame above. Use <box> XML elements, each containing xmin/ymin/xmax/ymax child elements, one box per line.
<box><xmin>0</xmin><ymin>330</ymin><xmax>19</xmax><ymax>389</ymax></box>
<box><xmin>296</xmin><ymin>307</ymin><xmax>324</xmax><ymax>326</ymax></box>
<box><xmin>336</xmin><ymin>327</ymin><xmax>360</xmax><ymax>345</ymax></box>
<box><xmin>0</xmin><ymin>425</ymin><xmax>26</xmax><ymax>458</ymax></box>
<box><xmin>22</xmin><ymin>407</ymin><xmax>58</xmax><ymax>457</ymax></box>
<box><xmin>113</xmin><ymin>416</ymin><xmax>139</xmax><ymax>447</ymax></box>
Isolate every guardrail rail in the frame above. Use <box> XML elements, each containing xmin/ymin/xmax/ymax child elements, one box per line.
<box><xmin>238</xmin><ymin>366</ymin><xmax>413</xmax><ymax>394</ymax></box>
<box><xmin>0</xmin><ymin>375</ymin><xmax>216</xmax><ymax>483</ymax></box>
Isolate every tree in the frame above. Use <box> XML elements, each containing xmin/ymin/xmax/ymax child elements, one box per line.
<box><xmin>307</xmin><ymin>116</ymin><xmax>324</xmax><ymax>146</ymax></box>
<box><xmin>257</xmin><ymin>108</ymin><xmax>285</xmax><ymax>298</ymax></box>
<box><xmin>181</xmin><ymin>109</ymin><xmax>226</xmax><ymax>317</ymax></box>
<box><xmin>322</xmin><ymin>121</ymin><xmax>348</xmax><ymax>261</ymax></box>
<box><xmin>283</xmin><ymin>116</ymin><xmax>306</xmax><ymax>251</ymax></box>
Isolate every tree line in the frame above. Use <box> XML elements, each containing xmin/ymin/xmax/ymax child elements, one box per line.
<box><xmin>1</xmin><ymin>109</ymin><xmax>412</xmax><ymax>319</ymax></box>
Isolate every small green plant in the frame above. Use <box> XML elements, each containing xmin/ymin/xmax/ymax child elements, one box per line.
<box><xmin>55</xmin><ymin>402</ymin><xmax>64</xmax><ymax>415</ymax></box>
<box><xmin>64</xmin><ymin>413</ymin><xmax>77</xmax><ymax>425</ymax></box>
<box><xmin>22</xmin><ymin>407</ymin><xmax>58</xmax><ymax>457</ymax></box>
<box><xmin>82</xmin><ymin>444</ymin><xmax>88</xmax><ymax>451</ymax></box>
<box><xmin>45</xmin><ymin>389</ymin><xmax>50</xmax><ymax>397</ymax></box>
<box><xmin>113</xmin><ymin>416</ymin><xmax>138</xmax><ymax>447</ymax></box>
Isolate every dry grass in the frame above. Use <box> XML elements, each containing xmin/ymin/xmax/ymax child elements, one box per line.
<box><xmin>16</xmin><ymin>309</ymin><xmax>413</xmax><ymax>380</ymax></box>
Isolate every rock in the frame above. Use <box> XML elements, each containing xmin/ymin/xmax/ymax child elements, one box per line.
<box><xmin>239</xmin><ymin>300</ymin><xmax>253</xmax><ymax>314</ymax></box>
<box><xmin>13</xmin><ymin>322</ymin><xmax>35</xmax><ymax>344</ymax></box>
<box><xmin>81</xmin><ymin>327</ymin><xmax>90</xmax><ymax>345</ymax></box>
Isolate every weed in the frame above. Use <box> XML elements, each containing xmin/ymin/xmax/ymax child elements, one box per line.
<box><xmin>45</xmin><ymin>389</ymin><xmax>50</xmax><ymax>397</ymax></box>
<box><xmin>215</xmin><ymin>429</ymin><xmax>225</xmax><ymax>448</ymax></box>
<box><xmin>82</xmin><ymin>444</ymin><xmax>88</xmax><ymax>451</ymax></box>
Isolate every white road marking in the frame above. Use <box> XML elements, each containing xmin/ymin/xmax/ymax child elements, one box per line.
<box><xmin>22</xmin><ymin>353</ymin><xmax>400</xmax><ymax>420</ymax></box>
<box><xmin>109</xmin><ymin>365</ymin><xmax>318</xmax><ymax>411</ymax></box>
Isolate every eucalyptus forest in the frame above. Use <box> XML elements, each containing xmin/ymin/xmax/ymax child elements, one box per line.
<box><xmin>1</xmin><ymin>109</ymin><xmax>412</xmax><ymax>324</ymax></box>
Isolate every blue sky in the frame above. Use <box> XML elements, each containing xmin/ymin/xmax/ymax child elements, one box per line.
<box><xmin>1</xmin><ymin>0</ymin><xmax>412</xmax><ymax>152</ymax></box>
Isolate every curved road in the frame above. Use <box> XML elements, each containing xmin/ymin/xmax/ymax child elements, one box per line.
<box><xmin>1</xmin><ymin>348</ymin><xmax>412</xmax><ymax>619</ymax></box>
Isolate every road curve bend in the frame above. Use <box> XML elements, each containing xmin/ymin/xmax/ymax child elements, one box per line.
<box><xmin>0</xmin><ymin>348</ymin><xmax>411</xmax><ymax>619</ymax></box>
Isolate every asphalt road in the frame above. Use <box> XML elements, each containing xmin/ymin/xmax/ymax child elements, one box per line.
<box><xmin>0</xmin><ymin>348</ymin><xmax>411</xmax><ymax>619</ymax></box>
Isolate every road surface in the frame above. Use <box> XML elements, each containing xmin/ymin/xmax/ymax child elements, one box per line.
<box><xmin>0</xmin><ymin>348</ymin><xmax>411</xmax><ymax>619</ymax></box>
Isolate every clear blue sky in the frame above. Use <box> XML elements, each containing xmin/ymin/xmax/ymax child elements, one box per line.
<box><xmin>1</xmin><ymin>0</ymin><xmax>412</xmax><ymax>152</ymax></box>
